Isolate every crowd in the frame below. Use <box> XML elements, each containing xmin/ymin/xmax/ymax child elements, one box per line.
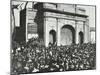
<box><xmin>11</xmin><ymin>38</ymin><xmax>96</xmax><ymax>74</ymax></box>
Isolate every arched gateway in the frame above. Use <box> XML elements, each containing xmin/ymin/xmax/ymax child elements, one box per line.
<box><xmin>12</xmin><ymin>2</ymin><xmax>90</xmax><ymax>47</ymax></box>
<box><xmin>29</xmin><ymin>3</ymin><xmax>89</xmax><ymax>47</ymax></box>
<box><xmin>49</xmin><ymin>30</ymin><xmax>56</xmax><ymax>44</ymax></box>
<box><xmin>60</xmin><ymin>25</ymin><xmax>75</xmax><ymax>45</ymax></box>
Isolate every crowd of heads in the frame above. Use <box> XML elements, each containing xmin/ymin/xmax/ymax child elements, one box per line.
<box><xmin>11</xmin><ymin>38</ymin><xmax>96</xmax><ymax>74</ymax></box>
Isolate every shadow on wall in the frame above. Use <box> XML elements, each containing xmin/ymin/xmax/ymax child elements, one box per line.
<box><xmin>34</xmin><ymin>2</ymin><xmax>44</xmax><ymax>40</ymax></box>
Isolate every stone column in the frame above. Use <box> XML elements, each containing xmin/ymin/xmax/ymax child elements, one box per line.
<box><xmin>86</xmin><ymin>19</ymin><xmax>90</xmax><ymax>42</ymax></box>
<box><xmin>83</xmin><ymin>20</ymin><xmax>90</xmax><ymax>43</ymax></box>
<box><xmin>44</xmin><ymin>17</ymin><xmax>47</xmax><ymax>47</ymax></box>
<box><xmin>83</xmin><ymin>21</ymin><xmax>86</xmax><ymax>43</ymax></box>
<box><xmin>25</xmin><ymin>2</ymin><xmax>33</xmax><ymax>42</ymax></box>
<box><xmin>75</xmin><ymin>20</ymin><xmax>79</xmax><ymax>44</ymax></box>
<box><xmin>26</xmin><ymin>9</ymin><xmax>28</xmax><ymax>42</ymax></box>
<box><xmin>57</xmin><ymin>19</ymin><xmax>61</xmax><ymax>46</ymax></box>
<box><xmin>44</xmin><ymin>17</ymin><xmax>49</xmax><ymax>47</ymax></box>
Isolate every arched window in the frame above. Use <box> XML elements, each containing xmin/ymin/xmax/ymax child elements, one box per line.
<box><xmin>79</xmin><ymin>31</ymin><xmax>84</xmax><ymax>44</ymax></box>
<box><xmin>49</xmin><ymin>30</ymin><xmax>56</xmax><ymax>45</ymax></box>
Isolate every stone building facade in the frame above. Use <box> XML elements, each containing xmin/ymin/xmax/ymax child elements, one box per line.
<box><xmin>14</xmin><ymin>2</ymin><xmax>90</xmax><ymax>47</ymax></box>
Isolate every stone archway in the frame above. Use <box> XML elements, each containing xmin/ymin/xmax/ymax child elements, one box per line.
<box><xmin>60</xmin><ymin>25</ymin><xmax>75</xmax><ymax>45</ymax></box>
<box><xmin>79</xmin><ymin>31</ymin><xmax>84</xmax><ymax>44</ymax></box>
<box><xmin>49</xmin><ymin>30</ymin><xmax>56</xmax><ymax>45</ymax></box>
